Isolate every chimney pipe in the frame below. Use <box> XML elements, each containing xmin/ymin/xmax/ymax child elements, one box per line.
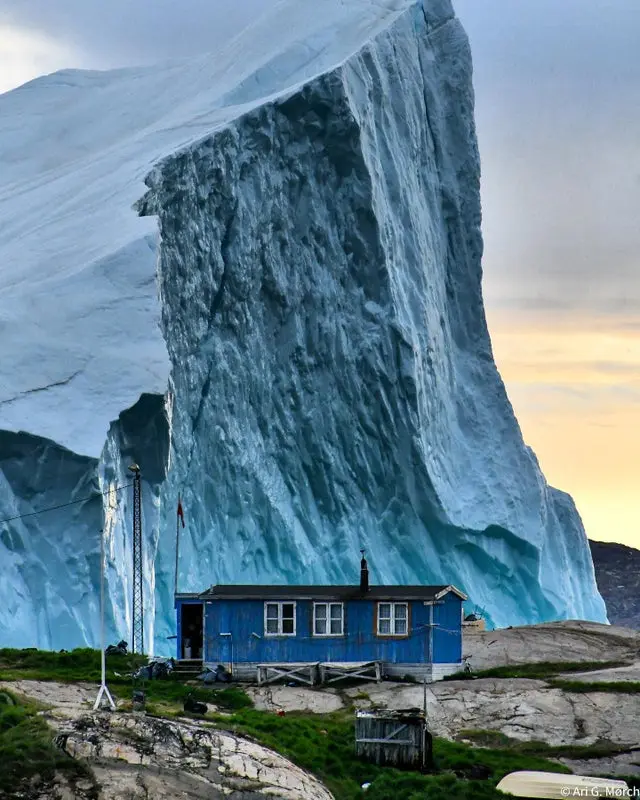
<box><xmin>360</xmin><ymin>549</ymin><xmax>369</xmax><ymax>593</ymax></box>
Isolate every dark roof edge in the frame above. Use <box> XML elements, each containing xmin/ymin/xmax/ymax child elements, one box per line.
<box><xmin>175</xmin><ymin>583</ymin><xmax>468</xmax><ymax>601</ymax></box>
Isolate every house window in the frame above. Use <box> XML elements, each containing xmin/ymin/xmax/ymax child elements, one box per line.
<box><xmin>264</xmin><ymin>602</ymin><xmax>296</xmax><ymax>636</ymax></box>
<box><xmin>377</xmin><ymin>602</ymin><xmax>408</xmax><ymax>636</ymax></box>
<box><xmin>313</xmin><ymin>603</ymin><xmax>344</xmax><ymax>636</ymax></box>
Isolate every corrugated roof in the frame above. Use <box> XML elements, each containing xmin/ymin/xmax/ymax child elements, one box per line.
<box><xmin>194</xmin><ymin>584</ymin><xmax>467</xmax><ymax>601</ymax></box>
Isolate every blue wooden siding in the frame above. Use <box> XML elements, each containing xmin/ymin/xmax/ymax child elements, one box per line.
<box><xmin>188</xmin><ymin>594</ymin><xmax>462</xmax><ymax>664</ymax></box>
<box><xmin>432</xmin><ymin>592</ymin><xmax>463</xmax><ymax>663</ymax></box>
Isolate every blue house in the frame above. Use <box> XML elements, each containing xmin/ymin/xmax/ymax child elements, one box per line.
<box><xmin>174</xmin><ymin>555</ymin><xmax>466</xmax><ymax>683</ymax></box>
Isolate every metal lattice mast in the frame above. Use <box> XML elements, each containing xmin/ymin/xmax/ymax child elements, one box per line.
<box><xmin>129</xmin><ymin>464</ymin><xmax>144</xmax><ymax>655</ymax></box>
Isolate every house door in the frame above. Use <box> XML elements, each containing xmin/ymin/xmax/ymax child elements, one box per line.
<box><xmin>181</xmin><ymin>603</ymin><xmax>204</xmax><ymax>660</ymax></box>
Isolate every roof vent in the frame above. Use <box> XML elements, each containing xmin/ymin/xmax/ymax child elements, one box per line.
<box><xmin>360</xmin><ymin>549</ymin><xmax>369</xmax><ymax>593</ymax></box>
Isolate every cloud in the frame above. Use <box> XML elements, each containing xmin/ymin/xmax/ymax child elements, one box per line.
<box><xmin>1</xmin><ymin>1</ymin><xmax>273</xmax><ymax>70</ymax></box>
<box><xmin>0</xmin><ymin>23</ymin><xmax>81</xmax><ymax>95</ymax></box>
<box><xmin>454</xmin><ymin>0</ymin><xmax>640</xmax><ymax>316</ymax></box>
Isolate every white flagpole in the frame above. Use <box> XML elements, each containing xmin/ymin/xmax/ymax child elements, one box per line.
<box><xmin>94</xmin><ymin>527</ymin><xmax>116</xmax><ymax>711</ymax></box>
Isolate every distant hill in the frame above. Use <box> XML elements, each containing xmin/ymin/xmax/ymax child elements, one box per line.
<box><xmin>589</xmin><ymin>540</ymin><xmax>640</xmax><ymax>629</ymax></box>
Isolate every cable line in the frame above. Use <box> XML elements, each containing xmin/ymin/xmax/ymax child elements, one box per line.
<box><xmin>0</xmin><ymin>482</ymin><xmax>134</xmax><ymax>526</ymax></box>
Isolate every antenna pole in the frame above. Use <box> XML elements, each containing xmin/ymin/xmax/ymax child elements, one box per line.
<box><xmin>129</xmin><ymin>465</ymin><xmax>143</xmax><ymax>655</ymax></box>
<box><xmin>128</xmin><ymin>464</ymin><xmax>146</xmax><ymax>713</ymax></box>
<box><xmin>93</xmin><ymin>527</ymin><xmax>116</xmax><ymax>711</ymax></box>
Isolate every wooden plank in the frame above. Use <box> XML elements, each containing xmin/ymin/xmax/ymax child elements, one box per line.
<box><xmin>256</xmin><ymin>662</ymin><xmax>319</xmax><ymax>686</ymax></box>
<box><xmin>355</xmin><ymin>738</ymin><xmax>415</xmax><ymax>745</ymax></box>
<box><xmin>319</xmin><ymin>660</ymin><xmax>381</xmax><ymax>685</ymax></box>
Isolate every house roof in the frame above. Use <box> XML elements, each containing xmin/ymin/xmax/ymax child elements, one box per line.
<box><xmin>194</xmin><ymin>584</ymin><xmax>467</xmax><ymax>601</ymax></box>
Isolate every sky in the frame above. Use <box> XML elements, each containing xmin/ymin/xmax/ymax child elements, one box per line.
<box><xmin>1</xmin><ymin>0</ymin><xmax>638</xmax><ymax>548</ymax></box>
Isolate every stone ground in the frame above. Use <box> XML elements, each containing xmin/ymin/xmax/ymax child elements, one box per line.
<box><xmin>0</xmin><ymin>681</ymin><xmax>333</xmax><ymax>800</ymax></box>
<box><xmin>250</xmin><ymin>677</ymin><xmax>640</xmax><ymax>761</ymax></box>
<box><xmin>0</xmin><ymin>679</ymin><xmax>97</xmax><ymax>720</ymax></box>
<box><xmin>245</xmin><ymin>621</ymin><xmax>640</xmax><ymax>778</ymax></box>
<box><xmin>5</xmin><ymin>621</ymin><xmax>640</xmax><ymax>793</ymax></box>
<box><xmin>462</xmin><ymin>620</ymin><xmax>640</xmax><ymax>670</ymax></box>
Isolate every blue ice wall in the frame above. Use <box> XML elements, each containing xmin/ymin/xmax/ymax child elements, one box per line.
<box><xmin>140</xmin><ymin>4</ymin><xmax>606</xmax><ymax>643</ymax></box>
<box><xmin>0</xmin><ymin>0</ymin><xmax>607</xmax><ymax>650</ymax></box>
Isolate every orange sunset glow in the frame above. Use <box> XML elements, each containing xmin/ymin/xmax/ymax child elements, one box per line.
<box><xmin>488</xmin><ymin>309</ymin><xmax>640</xmax><ymax>548</ymax></box>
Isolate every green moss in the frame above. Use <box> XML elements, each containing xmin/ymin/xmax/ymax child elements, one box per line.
<box><xmin>458</xmin><ymin>730</ymin><xmax>633</xmax><ymax>760</ymax></box>
<box><xmin>549</xmin><ymin>679</ymin><xmax>640</xmax><ymax>693</ymax></box>
<box><xmin>0</xmin><ymin>689</ymin><xmax>96</xmax><ymax>797</ymax></box>
<box><xmin>207</xmin><ymin>709</ymin><xmax>569</xmax><ymax>800</ymax></box>
<box><xmin>5</xmin><ymin>649</ymin><xmax>629</xmax><ymax>800</ymax></box>
<box><xmin>0</xmin><ymin>647</ymin><xmax>252</xmax><ymax>711</ymax></box>
<box><xmin>0</xmin><ymin>647</ymin><xmax>145</xmax><ymax>683</ymax></box>
<box><xmin>443</xmin><ymin>660</ymin><xmax>629</xmax><ymax>681</ymax></box>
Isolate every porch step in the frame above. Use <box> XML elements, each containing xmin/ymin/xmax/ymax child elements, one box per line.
<box><xmin>173</xmin><ymin>659</ymin><xmax>203</xmax><ymax>680</ymax></box>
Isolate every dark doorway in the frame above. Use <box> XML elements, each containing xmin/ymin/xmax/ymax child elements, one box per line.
<box><xmin>181</xmin><ymin>603</ymin><xmax>204</xmax><ymax>659</ymax></box>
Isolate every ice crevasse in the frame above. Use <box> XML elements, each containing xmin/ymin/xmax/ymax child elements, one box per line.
<box><xmin>0</xmin><ymin>0</ymin><xmax>607</xmax><ymax>650</ymax></box>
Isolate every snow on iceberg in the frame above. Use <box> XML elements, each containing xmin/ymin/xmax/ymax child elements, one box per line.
<box><xmin>0</xmin><ymin>0</ymin><xmax>606</xmax><ymax>649</ymax></box>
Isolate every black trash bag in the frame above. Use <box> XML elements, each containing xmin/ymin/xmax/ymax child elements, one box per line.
<box><xmin>184</xmin><ymin>693</ymin><xmax>207</xmax><ymax>715</ymax></box>
<box><xmin>198</xmin><ymin>664</ymin><xmax>231</xmax><ymax>684</ymax></box>
<box><xmin>215</xmin><ymin>664</ymin><xmax>231</xmax><ymax>683</ymax></box>
<box><xmin>106</xmin><ymin>640</ymin><xmax>128</xmax><ymax>656</ymax></box>
<box><xmin>133</xmin><ymin>664</ymin><xmax>153</xmax><ymax>681</ymax></box>
<box><xmin>151</xmin><ymin>661</ymin><xmax>170</xmax><ymax>680</ymax></box>
<box><xmin>198</xmin><ymin>668</ymin><xmax>217</xmax><ymax>685</ymax></box>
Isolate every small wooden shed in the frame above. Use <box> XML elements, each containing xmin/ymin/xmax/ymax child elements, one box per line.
<box><xmin>355</xmin><ymin>709</ymin><xmax>433</xmax><ymax>770</ymax></box>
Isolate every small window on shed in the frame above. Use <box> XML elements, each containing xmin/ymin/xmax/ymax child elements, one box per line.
<box><xmin>377</xmin><ymin>602</ymin><xmax>409</xmax><ymax>636</ymax></box>
<box><xmin>313</xmin><ymin>602</ymin><xmax>344</xmax><ymax>636</ymax></box>
<box><xmin>264</xmin><ymin>601</ymin><xmax>296</xmax><ymax>636</ymax></box>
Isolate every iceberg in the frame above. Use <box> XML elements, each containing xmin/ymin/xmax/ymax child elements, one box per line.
<box><xmin>0</xmin><ymin>0</ymin><xmax>607</xmax><ymax>650</ymax></box>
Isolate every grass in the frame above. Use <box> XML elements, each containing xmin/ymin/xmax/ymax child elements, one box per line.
<box><xmin>4</xmin><ymin>648</ymin><xmax>630</xmax><ymax>800</ymax></box>
<box><xmin>208</xmin><ymin>708</ymin><xmax>570</xmax><ymax>800</ymax></box>
<box><xmin>458</xmin><ymin>729</ymin><xmax>636</xmax><ymax>760</ymax></box>
<box><xmin>443</xmin><ymin>660</ymin><xmax>629</xmax><ymax>681</ymax></box>
<box><xmin>142</xmin><ymin>683</ymin><xmax>254</xmax><ymax>716</ymax></box>
<box><xmin>0</xmin><ymin>689</ymin><xmax>96</xmax><ymax>798</ymax></box>
<box><xmin>3</xmin><ymin>685</ymin><xmax>559</xmax><ymax>800</ymax></box>
<box><xmin>0</xmin><ymin>646</ymin><xmax>253</xmax><ymax>717</ymax></box>
<box><xmin>0</xmin><ymin>647</ymin><xmax>145</xmax><ymax>683</ymax></box>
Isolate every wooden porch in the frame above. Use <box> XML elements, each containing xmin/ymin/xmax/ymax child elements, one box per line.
<box><xmin>319</xmin><ymin>661</ymin><xmax>382</xmax><ymax>684</ymax></box>
<box><xmin>254</xmin><ymin>660</ymin><xmax>382</xmax><ymax>686</ymax></box>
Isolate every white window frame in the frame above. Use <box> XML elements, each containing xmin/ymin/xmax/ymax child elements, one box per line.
<box><xmin>264</xmin><ymin>601</ymin><xmax>297</xmax><ymax>636</ymax></box>
<box><xmin>377</xmin><ymin>602</ymin><xmax>409</xmax><ymax>637</ymax></box>
<box><xmin>312</xmin><ymin>602</ymin><xmax>344</xmax><ymax>637</ymax></box>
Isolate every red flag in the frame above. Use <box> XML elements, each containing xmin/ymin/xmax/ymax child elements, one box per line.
<box><xmin>177</xmin><ymin>497</ymin><xmax>185</xmax><ymax>528</ymax></box>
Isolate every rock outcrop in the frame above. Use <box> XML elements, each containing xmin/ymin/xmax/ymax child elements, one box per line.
<box><xmin>249</xmin><ymin>676</ymin><xmax>640</xmax><ymax>778</ymax></box>
<box><xmin>0</xmin><ymin>681</ymin><xmax>332</xmax><ymax>800</ymax></box>
<box><xmin>461</xmin><ymin>620</ymin><xmax>640</xmax><ymax>670</ymax></box>
<box><xmin>590</xmin><ymin>539</ymin><xmax>640</xmax><ymax>629</ymax></box>
<box><xmin>56</xmin><ymin>712</ymin><xmax>333</xmax><ymax>800</ymax></box>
